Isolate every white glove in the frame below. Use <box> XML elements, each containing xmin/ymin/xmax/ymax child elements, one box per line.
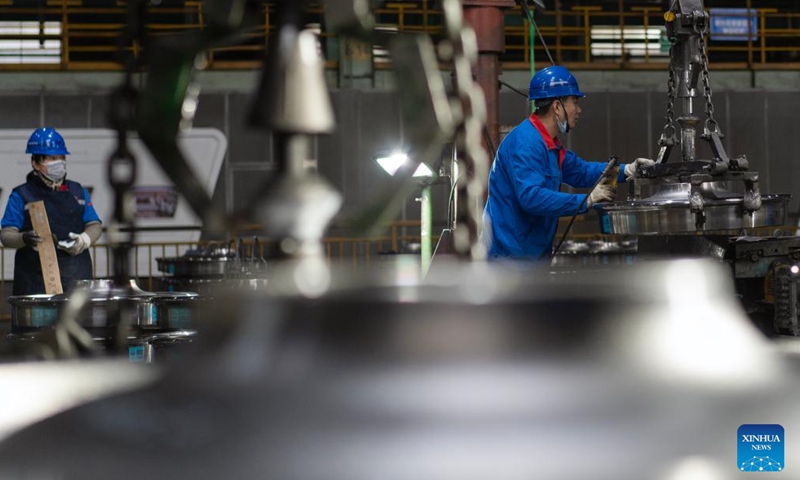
<box><xmin>586</xmin><ymin>184</ymin><xmax>616</xmax><ymax>207</ymax></box>
<box><xmin>59</xmin><ymin>231</ymin><xmax>91</xmax><ymax>256</ymax></box>
<box><xmin>624</xmin><ymin>158</ymin><xmax>656</xmax><ymax>179</ymax></box>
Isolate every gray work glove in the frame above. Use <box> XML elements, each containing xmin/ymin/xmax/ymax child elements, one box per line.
<box><xmin>22</xmin><ymin>231</ymin><xmax>43</xmax><ymax>250</ymax></box>
<box><xmin>58</xmin><ymin>232</ymin><xmax>92</xmax><ymax>256</ymax></box>
<box><xmin>624</xmin><ymin>158</ymin><xmax>656</xmax><ymax>180</ymax></box>
<box><xmin>586</xmin><ymin>184</ymin><xmax>616</xmax><ymax>207</ymax></box>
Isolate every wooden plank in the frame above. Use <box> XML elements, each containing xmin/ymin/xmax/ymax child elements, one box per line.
<box><xmin>27</xmin><ymin>201</ymin><xmax>63</xmax><ymax>295</ymax></box>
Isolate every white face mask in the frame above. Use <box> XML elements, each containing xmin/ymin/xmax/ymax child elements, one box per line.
<box><xmin>43</xmin><ymin>159</ymin><xmax>67</xmax><ymax>182</ymax></box>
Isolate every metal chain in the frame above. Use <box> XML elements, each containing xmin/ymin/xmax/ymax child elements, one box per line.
<box><xmin>441</xmin><ymin>0</ymin><xmax>490</xmax><ymax>260</ymax></box>
<box><xmin>660</xmin><ymin>46</ymin><xmax>678</xmax><ymax>143</ymax></box>
<box><xmin>106</xmin><ymin>0</ymin><xmax>147</xmax><ymax>287</ymax></box>
<box><xmin>696</xmin><ymin>22</ymin><xmax>720</xmax><ymax>135</ymax></box>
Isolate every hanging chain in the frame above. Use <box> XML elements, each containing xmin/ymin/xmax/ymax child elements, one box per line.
<box><xmin>107</xmin><ymin>0</ymin><xmax>147</xmax><ymax>287</ymax></box>
<box><xmin>659</xmin><ymin>43</ymin><xmax>678</xmax><ymax>145</ymax></box>
<box><xmin>441</xmin><ymin>0</ymin><xmax>490</xmax><ymax>260</ymax></box>
<box><xmin>696</xmin><ymin>21</ymin><xmax>720</xmax><ymax>135</ymax></box>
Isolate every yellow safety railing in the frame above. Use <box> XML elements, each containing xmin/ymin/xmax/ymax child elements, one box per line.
<box><xmin>1</xmin><ymin>1</ymin><xmax>799</xmax><ymax>71</ymax></box>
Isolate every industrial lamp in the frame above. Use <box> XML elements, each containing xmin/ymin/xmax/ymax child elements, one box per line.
<box><xmin>375</xmin><ymin>151</ymin><xmax>435</xmax><ymax>277</ymax></box>
<box><xmin>375</xmin><ymin>151</ymin><xmax>433</xmax><ymax>178</ymax></box>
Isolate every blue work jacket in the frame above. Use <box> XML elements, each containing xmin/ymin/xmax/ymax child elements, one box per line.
<box><xmin>1</xmin><ymin>172</ymin><xmax>101</xmax><ymax>295</ymax></box>
<box><xmin>483</xmin><ymin>114</ymin><xmax>626</xmax><ymax>260</ymax></box>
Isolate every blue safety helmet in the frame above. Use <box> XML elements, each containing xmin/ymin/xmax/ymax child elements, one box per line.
<box><xmin>25</xmin><ymin>127</ymin><xmax>70</xmax><ymax>156</ymax></box>
<box><xmin>528</xmin><ymin>66</ymin><xmax>585</xmax><ymax>101</ymax></box>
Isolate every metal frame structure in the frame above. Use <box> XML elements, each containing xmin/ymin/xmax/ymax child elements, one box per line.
<box><xmin>0</xmin><ymin>1</ymin><xmax>798</xmax><ymax>71</ymax></box>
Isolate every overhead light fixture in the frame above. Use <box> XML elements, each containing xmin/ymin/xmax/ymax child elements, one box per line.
<box><xmin>376</xmin><ymin>152</ymin><xmax>433</xmax><ymax>177</ymax></box>
<box><xmin>529</xmin><ymin>0</ymin><xmax>546</xmax><ymax>11</ymax></box>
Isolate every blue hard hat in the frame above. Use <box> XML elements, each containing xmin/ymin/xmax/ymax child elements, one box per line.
<box><xmin>25</xmin><ymin>127</ymin><xmax>70</xmax><ymax>156</ymax></box>
<box><xmin>528</xmin><ymin>66</ymin><xmax>585</xmax><ymax>101</ymax></box>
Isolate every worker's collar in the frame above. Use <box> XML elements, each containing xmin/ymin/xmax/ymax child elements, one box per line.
<box><xmin>32</xmin><ymin>170</ymin><xmax>65</xmax><ymax>191</ymax></box>
<box><xmin>529</xmin><ymin>113</ymin><xmax>562</xmax><ymax>151</ymax></box>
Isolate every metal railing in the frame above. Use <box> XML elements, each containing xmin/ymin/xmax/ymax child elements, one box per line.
<box><xmin>0</xmin><ymin>220</ymin><xmax>433</xmax><ymax>287</ymax></box>
<box><xmin>0</xmin><ymin>1</ymin><xmax>798</xmax><ymax>71</ymax></box>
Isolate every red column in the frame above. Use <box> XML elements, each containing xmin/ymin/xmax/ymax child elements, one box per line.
<box><xmin>462</xmin><ymin>0</ymin><xmax>515</xmax><ymax>160</ymax></box>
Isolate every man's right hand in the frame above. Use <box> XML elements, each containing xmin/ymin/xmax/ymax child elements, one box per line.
<box><xmin>587</xmin><ymin>184</ymin><xmax>616</xmax><ymax>207</ymax></box>
<box><xmin>22</xmin><ymin>231</ymin><xmax>43</xmax><ymax>248</ymax></box>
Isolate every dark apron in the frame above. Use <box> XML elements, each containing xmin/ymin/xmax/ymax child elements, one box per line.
<box><xmin>12</xmin><ymin>175</ymin><xmax>93</xmax><ymax>295</ymax></box>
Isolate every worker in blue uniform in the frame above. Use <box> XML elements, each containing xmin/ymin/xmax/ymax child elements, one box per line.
<box><xmin>0</xmin><ymin>128</ymin><xmax>103</xmax><ymax>295</ymax></box>
<box><xmin>483</xmin><ymin>66</ymin><xmax>654</xmax><ymax>259</ymax></box>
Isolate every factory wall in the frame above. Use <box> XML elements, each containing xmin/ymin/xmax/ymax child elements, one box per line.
<box><xmin>0</xmin><ymin>82</ymin><xmax>798</xmax><ymax>239</ymax></box>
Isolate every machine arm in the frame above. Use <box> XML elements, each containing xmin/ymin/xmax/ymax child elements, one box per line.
<box><xmin>657</xmin><ymin>0</ymin><xmax>733</xmax><ymax>168</ymax></box>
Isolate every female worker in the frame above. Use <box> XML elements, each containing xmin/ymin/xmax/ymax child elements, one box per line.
<box><xmin>0</xmin><ymin>127</ymin><xmax>102</xmax><ymax>295</ymax></box>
